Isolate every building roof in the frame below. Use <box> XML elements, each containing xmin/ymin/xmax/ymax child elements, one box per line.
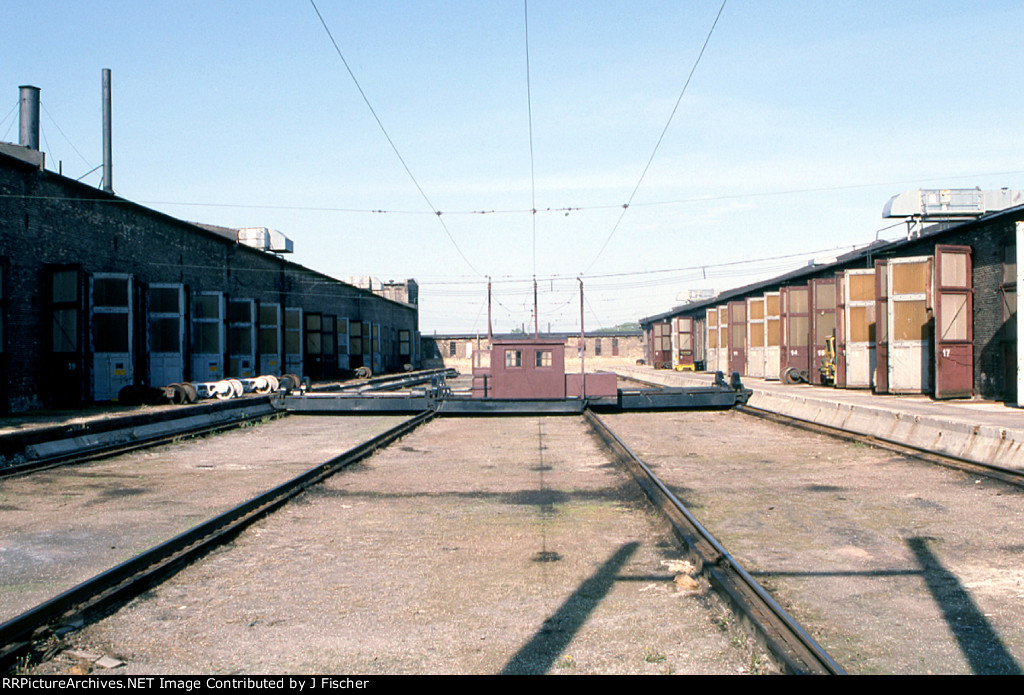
<box><xmin>0</xmin><ymin>150</ymin><xmax>417</xmax><ymax>313</ymax></box>
<box><xmin>639</xmin><ymin>203</ymin><xmax>1024</xmax><ymax>326</ymax></box>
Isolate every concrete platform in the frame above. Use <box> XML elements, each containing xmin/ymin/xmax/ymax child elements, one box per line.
<box><xmin>612</xmin><ymin>366</ymin><xmax>1024</xmax><ymax>473</ymax></box>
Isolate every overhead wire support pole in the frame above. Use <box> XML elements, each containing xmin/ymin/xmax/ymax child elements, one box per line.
<box><xmin>536</xmin><ymin>278</ymin><xmax>544</xmax><ymax>341</ymax></box>
<box><xmin>579</xmin><ymin>277</ymin><xmax>585</xmax><ymax>400</ymax></box>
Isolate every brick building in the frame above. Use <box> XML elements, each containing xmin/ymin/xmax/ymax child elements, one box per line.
<box><xmin>0</xmin><ymin>149</ymin><xmax>419</xmax><ymax>412</ymax></box>
<box><xmin>640</xmin><ymin>192</ymin><xmax>1024</xmax><ymax>402</ymax></box>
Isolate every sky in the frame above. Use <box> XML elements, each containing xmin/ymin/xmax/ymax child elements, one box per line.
<box><xmin>4</xmin><ymin>1</ymin><xmax>1024</xmax><ymax>334</ymax></box>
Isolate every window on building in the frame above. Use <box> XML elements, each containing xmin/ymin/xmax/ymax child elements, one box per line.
<box><xmin>51</xmin><ymin>268</ymin><xmax>82</xmax><ymax>354</ymax></box>
<box><xmin>258</xmin><ymin>303</ymin><xmax>280</xmax><ymax>355</ymax></box>
<box><xmin>505</xmin><ymin>349</ymin><xmax>522</xmax><ymax>367</ymax></box>
<box><xmin>399</xmin><ymin>330</ymin><xmax>411</xmax><ymax>357</ymax></box>
<box><xmin>449</xmin><ymin>340</ymin><xmax>457</xmax><ymax>357</ymax></box>
<box><xmin>612</xmin><ymin>337</ymin><xmax>619</xmax><ymax>356</ymax></box>
<box><xmin>150</xmin><ymin>317</ymin><xmax>181</xmax><ymax>352</ymax></box>
<box><xmin>228</xmin><ymin>299</ymin><xmax>255</xmax><ymax>357</ymax></box>
<box><xmin>93</xmin><ymin>275</ymin><xmax>131</xmax><ymax>354</ymax></box>
<box><xmin>305</xmin><ymin>313</ymin><xmax>322</xmax><ymax>355</ymax></box>
<box><xmin>93</xmin><ymin>277</ymin><xmax>129</xmax><ymax>308</ymax></box>
<box><xmin>594</xmin><ymin>339</ymin><xmax>602</xmax><ymax>356</ymax></box>
<box><xmin>349</xmin><ymin>320</ymin><xmax>362</xmax><ymax>356</ymax></box>
<box><xmin>150</xmin><ymin>286</ymin><xmax>180</xmax><ymax>314</ymax></box>
<box><xmin>285</xmin><ymin>307</ymin><xmax>302</xmax><ymax>356</ymax></box>
<box><xmin>535</xmin><ymin>350</ymin><xmax>552</xmax><ymax>367</ymax></box>
<box><xmin>337</xmin><ymin>319</ymin><xmax>349</xmax><ymax>355</ymax></box>
<box><xmin>323</xmin><ymin>315</ymin><xmax>336</xmax><ymax>356</ymax></box>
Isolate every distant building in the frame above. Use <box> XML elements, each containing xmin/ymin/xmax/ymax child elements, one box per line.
<box><xmin>422</xmin><ymin>330</ymin><xmax>644</xmax><ymax>368</ymax></box>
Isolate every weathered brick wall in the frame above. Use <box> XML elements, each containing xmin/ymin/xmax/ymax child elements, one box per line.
<box><xmin>0</xmin><ymin>154</ymin><xmax>418</xmax><ymax>410</ymax></box>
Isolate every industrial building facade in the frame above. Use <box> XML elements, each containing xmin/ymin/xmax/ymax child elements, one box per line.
<box><xmin>422</xmin><ymin>330</ymin><xmax>644</xmax><ymax>368</ymax></box>
<box><xmin>0</xmin><ymin>151</ymin><xmax>419</xmax><ymax>412</ymax></box>
<box><xmin>640</xmin><ymin>197</ymin><xmax>1023</xmax><ymax>402</ymax></box>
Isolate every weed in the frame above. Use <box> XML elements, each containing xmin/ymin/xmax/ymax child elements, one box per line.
<box><xmin>643</xmin><ymin>647</ymin><xmax>666</xmax><ymax>663</ymax></box>
<box><xmin>556</xmin><ymin>654</ymin><xmax>575</xmax><ymax>669</ymax></box>
<box><xmin>13</xmin><ymin>653</ymin><xmax>32</xmax><ymax>675</ymax></box>
<box><xmin>711</xmin><ymin>610</ymin><xmax>734</xmax><ymax>631</ymax></box>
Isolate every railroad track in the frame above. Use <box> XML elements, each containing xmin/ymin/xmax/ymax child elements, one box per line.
<box><xmin>584</xmin><ymin>409</ymin><xmax>845</xmax><ymax>675</ymax></box>
<box><xmin>0</xmin><ymin>398</ymin><xmax>285</xmax><ymax>480</ymax></box>
<box><xmin>0</xmin><ymin>410</ymin><xmax>435</xmax><ymax>672</ymax></box>
<box><xmin>4</xmin><ymin>402</ymin><xmax>840</xmax><ymax>675</ymax></box>
<box><xmin>615</xmin><ymin>369</ymin><xmax>1024</xmax><ymax>490</ymax></box>
<box><xmin>0</xmin><ymin>370</ymin><xmax>458</xmax><ymax>480</ymax></box>
<box><xmin>737</xmin><ymin>404</ymin><xmax>1024</xmax><ymax>490</ymax></box>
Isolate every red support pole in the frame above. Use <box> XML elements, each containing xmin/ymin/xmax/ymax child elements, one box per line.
<box><xmin>579</xmin><ymin>277</ymin><xmax>585</xmax><ymax>399</ymax></box>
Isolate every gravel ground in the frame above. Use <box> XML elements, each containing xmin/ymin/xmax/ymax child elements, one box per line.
<box><xmin>602</xmin><ymin>409</ymin><xmax>1024</xmax><ymax>675</ymax></box>
<box><xmin>30</xmin><ymin>416</ymin><xmax>767</xmax><ymax>675</ymax></box>
<box><xmin>0</xmin><ymin>415</ymin><xmax>409</xmax><ymax>623</ymax></box>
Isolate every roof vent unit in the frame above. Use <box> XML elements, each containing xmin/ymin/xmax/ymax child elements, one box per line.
<box><xmin>237</xmin><ymin>227</ymin><xmax>294</xmax><ymax>254</ymax></box>
<box><xmin>883</xmin><ymin>188</ymin><xmax>1024</xmax><ymax>219</ymax></box>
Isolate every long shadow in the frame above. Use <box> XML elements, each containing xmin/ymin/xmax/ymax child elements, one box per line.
<box><xmin>908</xmin><ymin>536</ymin><xmax>1022</xmax><ymax>674</ymax></box>
<box><xmin>500</xmin><ymin>541</ymin><xmax>640</xmax><ymax>675</ymax></box>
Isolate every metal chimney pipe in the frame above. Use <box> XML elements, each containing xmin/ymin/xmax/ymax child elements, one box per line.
<box><xmin>101</xmin><ymin>69</ymin><xmax>113</xmax><ymax>193</ymax></box>
<box><xmin>18</xmin><ymin>85</ymin><xmax>40</xmax><ymax>150</ymax></box>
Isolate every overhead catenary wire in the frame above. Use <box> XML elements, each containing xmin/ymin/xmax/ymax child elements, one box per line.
<box><xmin>583</xmin><ymin>0</ymin><xmax>728</xmax><ymax>274</ymax></box>
<box><xmin>307</xmin><ymin>0</ymin><xmax>484</xmax><ymax>278</ymax></box>
<box><xmin>524</xmin><ymin>0</ymin><xmax>538</xmax><ymax>279</ymax></box>
<box><xmin>3</xmin><ymin>166</ymin><xmax>1022</xmax><ymax>220</ymax></box>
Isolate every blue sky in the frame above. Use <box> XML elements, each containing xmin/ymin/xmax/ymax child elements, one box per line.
<box><xmin>4</xmin><ymin>1</ymin><xmax>1024</xmax><ymax>333</ymax></box>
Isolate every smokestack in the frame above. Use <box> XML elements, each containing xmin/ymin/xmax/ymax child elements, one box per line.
<box><xmin>18</xmin><ymin>85</ymin><xmax>40</xmax><ymax>150</ymax></box>
<box><xmin>101</xmin><ymin>69</ymin><xmax>113</xmax><ymax>193</ymax></box>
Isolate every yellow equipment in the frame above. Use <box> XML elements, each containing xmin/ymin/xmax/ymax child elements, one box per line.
<box><xmin>819</xmin><ymin>335</ymin><xmax>837</xmax><ymax>386</ymax></box>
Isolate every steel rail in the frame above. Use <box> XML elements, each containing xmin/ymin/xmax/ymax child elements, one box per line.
<box><xmin>738</xmin><ymin>404</ymin><xmax>1024</xmax><ymax>489</ymax></box>
<box><xmin>583</xmin><ymin>409</ymin><xmax>845</xmax><ymax>675</ymax></box>
<box><xmin>0</xmin><ymin>403</ymin><xmax>285</xmax><ymax>480</ymax></box>
<box><xmin>0</xmin><ymin>409</ymin><xmax>435</xmax><ymax>671</ymax></box>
